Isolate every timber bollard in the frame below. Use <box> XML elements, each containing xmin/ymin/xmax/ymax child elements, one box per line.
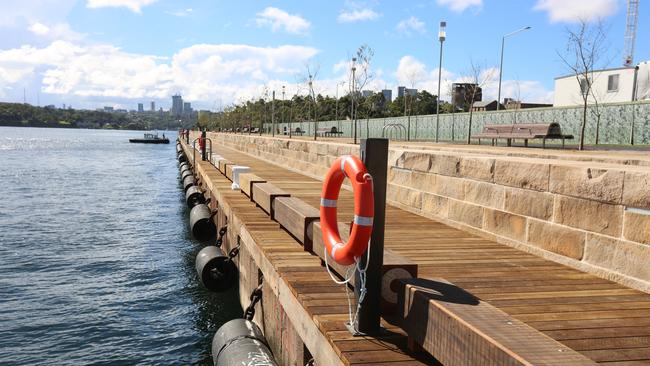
<box><xmin>355</xmin><ymin>138</ymin><xmax>388</xmax><ymax>335</ymax></box>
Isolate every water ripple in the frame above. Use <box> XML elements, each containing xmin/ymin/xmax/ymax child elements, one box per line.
<box><xmin>0</xmin><ymin>127</ymin><xmax>241</xmax><ymax>365</ymax></box>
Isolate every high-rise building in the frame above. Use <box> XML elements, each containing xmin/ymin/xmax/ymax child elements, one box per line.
<box><xmin>381</xmin><ymin>89</ymin><xmax>392</xmax><ymax>102</ymax></box>
<box><xmin>183</xmin><ymin>102</ymin><xmax>192</xmax><ymax>114</ymax></box>
<box><xmin>397</xmin><ymin>86</ymin><xmax>417</xmax><ymax>98</ymax></box>
<box><xmin>361</xmin><ymin>90</ymin><xmax>373</xmax><ymax>98</ymax></box>
<box><xmin>172</xmin><ymin>94</ymin><xmax>183</xmax><ymax>116</ymax></box>
<box><xmin>451</xmin><ymin>83</ymin><xmax>482</xmax><ymax>111</ymax></box>
<box><xmin>150</xmin><ymin>101</ymin><xmax>155</xmax><ymax>111</ymax></box>
<box><xmin>137</xmin><ymin>103</ymin><xmax>144</xmax><ymax>112</ymax></box>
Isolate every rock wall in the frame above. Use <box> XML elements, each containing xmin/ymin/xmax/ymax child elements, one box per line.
<box><xmin>208</xmin><ymin>132</ymin><xmax>650</xmax><ymax>291</ymax></box>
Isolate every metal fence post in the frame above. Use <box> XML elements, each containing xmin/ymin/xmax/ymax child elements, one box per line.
<box><xmin>355</xmin><ymin>138</ymin><xmax>388</xmax><ymax>335</ymax></box>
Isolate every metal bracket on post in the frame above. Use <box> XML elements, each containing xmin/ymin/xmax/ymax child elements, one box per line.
<box><xmin>354</xmin><ymin>138</ymin><xmax>388</xmax><ymax>335</ymax></box>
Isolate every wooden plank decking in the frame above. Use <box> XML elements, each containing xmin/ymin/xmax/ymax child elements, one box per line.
<box><xmin>184</xmin><ymin>142</ymin><xmax>436</xmax><ymax>365</ymax></box>
<box><xmin>200</xmin><ymin>142</ymin><xmax>650</xmax><ymax>365</ymax></box>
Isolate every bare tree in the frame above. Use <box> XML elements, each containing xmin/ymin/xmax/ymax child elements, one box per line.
<box><xmin>301</xmin><ymin>64</ymin><xmax>320</xmax><ymax>140</ymax></box>
<box><xmin>349</xmin><ymin>44</ymin><xmax>374</xmax><ymax>144</ymax></box>
<box><xmin>447</xmin><ymin>80</ymin><xmax>455</xmax><ymax>141</ymax></box>
<box><xmin>589</xmin><ymin>72</ymin><xmax>615</xmax><ymax>145</ymax></box>
<box><xmin>463</xmin><ymin>60</ymin><xmax>494</xmax><ymax>144</ymax></box>
<box><xmin>558</xmin><ymin>19</ymin><xmax>607</xmax><ymax>150</ymax></box>
<box><xmin>512</xmin><ymin>78</ymin><xmax>521</xmax><ymax>124</ymax></box>
<box><xmin>404</xmin><ymin>69</ymin><xmax>422</xmax><ymax>141</ymax></box>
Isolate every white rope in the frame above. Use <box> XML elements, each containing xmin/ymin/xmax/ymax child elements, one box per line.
<box><xmin>323</xmin><ymin>237</ymin><xmax>372</xmax><ymax>333</ymax></box>
<box><xmin>324</xmin><ymin>243</ymin><xmax>355</xmax><ymax>285</ymax></box>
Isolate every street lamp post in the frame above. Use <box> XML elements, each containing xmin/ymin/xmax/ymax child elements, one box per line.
<box><xmin>272</xmin><ymin>90</ymin><xmax>276</xmax><ymax>137</ymax></box>
<box><xmin>282</xmin><ymin>85</ymin><xmax>285</xmax><ymax>136</ymax></box>
<box><xmin>497</xmin><ymin>26</ymin><xmax>531</xmax><ymax>110</ymax></box>
<box><xmin>351</xmin><ymin>57</ymin><xmax>357</xmax><ymax>144</ymax></box>
<box><xmin>436</xmin><ymin>21</ymin><xmax>446</xmax><ymax>143</ymax></box>
<box><xmin>335</xmin><ymin>81</ymin><xmax>345</xmax><ymax>133</ymax></box>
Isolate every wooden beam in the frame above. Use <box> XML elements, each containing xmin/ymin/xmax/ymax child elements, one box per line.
<box><xmin>238</xmin><ymin>173</ymin><xmax>266</xmax><ymax>199</ymax></box>
<box><xmin>396</xmin><ymin>278</ymin><xmax>597</xmax><ymax>366</ymax></box>
<box><xmin>217</xmin><ymin>159</ymin><xmax>233</xmax><ymax>175</ymax></box>
<box><xmin>252</xmin><ymin>182</ymin><xmax>291</xmax><ymax>217</ymax></box>
<box><xmin>311</xmin><ymin>221</ymin><xmax>417</xmax><ymax>317</ymax></box>
<box><xmin>273</xmin><ymin>196</ymin><xmax>320</xmax><ymax>251</ymax></box>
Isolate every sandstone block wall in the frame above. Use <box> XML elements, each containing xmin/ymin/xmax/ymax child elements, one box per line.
<box><xmin>207</xmin><ymin>132</ymin><xmax>650</xmax><ymax>291</ymax></box>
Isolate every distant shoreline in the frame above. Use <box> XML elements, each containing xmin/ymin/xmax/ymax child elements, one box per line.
<box><xmin>0</xmin><ymin>101</ymin><xmax>193</xmax><ymax>131</ymax></box>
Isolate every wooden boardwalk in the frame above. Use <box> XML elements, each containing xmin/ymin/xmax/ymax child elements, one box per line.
<box><xmin>202</xmin><ymin>142</ymin><xmax>650</xmax><ymax>365</ymax></box>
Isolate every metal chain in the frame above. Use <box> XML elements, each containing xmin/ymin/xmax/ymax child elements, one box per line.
<box><xmin>243</xmin><ymin>280</ymin><xmax>264</xmax><ymax>321</ymax></box>
<box><xmin>224</xmin><ymin>234</ymin><xmax>241</xmax><ymax>261</ymax></box>
<box><xmin>227</xmin><ymin>245</ymin><xmax>240</xmax><ymax>261</ymax></box>
<box><xmin>215</xmin><ymin>225</ymin><xmax>227</xmax><ymax>247</ymax></box>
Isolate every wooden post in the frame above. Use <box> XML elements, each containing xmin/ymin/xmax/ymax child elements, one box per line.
<box><xmin>355</xmin><ymin>138</ymin><xmax>388</xmax><ymax>335</ymax></box>
<box><xmin>201</xmin><ymin>129</ymin><xmax>207</xmax><ymax>161</ymax></box>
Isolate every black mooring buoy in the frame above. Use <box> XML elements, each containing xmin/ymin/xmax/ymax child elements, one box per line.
<box><xmin>182</xmin><ymin>175</ymin><xmax>196</xmax><ymax>192</ymax></box>
<box><xmin>195</xmin><ymin>246</ymin><xmax>237</xmax><ymax>292</ymax></box>
<box><xmin>189</xmin><ymin>203</ymin><xmax>216</xmax><ymax>241</ymax></box>
<box><xmin>212</xmin><ymin>319</ymin><xmax>277</xmax><ymax>366</ymax></box>
<box><xmin>185</xmin><ymin>185</ymin><xmax>206</xmax><ymax>209</ymax></box>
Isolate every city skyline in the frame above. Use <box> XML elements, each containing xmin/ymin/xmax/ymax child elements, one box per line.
<box><xmin>0</xmin><ymin>0</ymin><xmax>648</xmax><ymax>111</ymax></box>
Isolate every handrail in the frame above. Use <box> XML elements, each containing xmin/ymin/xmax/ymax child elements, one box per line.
<box><xmin>192</xmin><ymin>137</ymin><xmax>213</xmax><ymax>166</ymax></box>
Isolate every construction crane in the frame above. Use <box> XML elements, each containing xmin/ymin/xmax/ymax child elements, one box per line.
<box><xmin>623</xmin><ymin>0</ymin><xmax>639</xmax><ymax>67</ymax></box>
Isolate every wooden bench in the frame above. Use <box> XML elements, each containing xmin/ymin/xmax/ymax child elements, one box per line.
<box><xmin>316</xmin><ymin>126</ymin><xmax>344</xmax><ymax>137</ymax></box>
<box><xmin>293</xmin><ymin>127</ymin><xmax>305</xmax><ymax>136</ymax></box>
<box><xmin>472</xmin><ymin>122</ymin><xmax>574</xmax><ymax>148</ymax></box>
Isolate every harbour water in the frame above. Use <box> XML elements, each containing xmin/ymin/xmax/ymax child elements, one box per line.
<box><xmin>0</xmin><ymin>127</ymin><xmax>241</xmax><ymax>365</ymax></box>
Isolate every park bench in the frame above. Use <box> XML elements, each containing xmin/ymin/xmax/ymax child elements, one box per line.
<box><xmin>472</xmin><ymin>122</ymin><xmax>574</xmax><ymax>148</ymax></box>
<box><xmin>293</xmin><ymin>127</ymin><xmax>305</xmax><ymax>136</ymax></box>
<box><xmin>316</xmin><ymin>126</ymin><xmax>344</xmax><ymax>137</ymax></box>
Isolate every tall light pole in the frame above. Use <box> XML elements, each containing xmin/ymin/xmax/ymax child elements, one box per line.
<box><xmin>282</xmin><ymin>85</ymin><xmax>286</xmax><ymax>136</ymax></box>
<box><xmin>271</xmin><ymin>90</ymin><xmax>276</xmax><ymax>136</ymax></box>
<box><xmin>335</xmin><ymin>81</ymin><xmax>345</xmax><ymax>132</ymax></box>
<box><xmin>497</xmin><ymin>26</ymin><xmax>531</xmax><ymax>110</ymax></box>
<box><xmin>351</xmin><ymin>57</ymin><xmax>357</xmax><ymax>144</ymax></box>
<box><xmin>436</xmin><ymin>21</ymin><xmax>446</xmax><ymax>143</ymax></box>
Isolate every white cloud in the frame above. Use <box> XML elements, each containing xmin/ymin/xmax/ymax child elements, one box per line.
<box><xmin>166</xmin><ymin>8</ymin><xmax>193</xmax><ymax>17</ymax></box>
<box><xmin>27</xmin><ymin>22</ymin><xmax>84</xmax><ymax>41</ymax></box>
<box><xmin>0</xmin><ymin>40</ymin><xmax>319</xmax><ymax>108</ymax></box>
<box><xmin>255</xmin><ymin>7</ymin><xmax>310</xmax><ymax>35</ymax></box>
<box><xmin>534</xmin><ymin>0</ymin><xmax>618</xmax><ymax>22</ymax></box>
<box><xmin>86</xmin><ymin>0</ymin><xmax>158</xmax><ymax>13</ymax></box>
<box><xmin>436</xmin><ymin>0</ymin><xmax>482</xmax><ymax>12</ymax></box>
<box><xmin>394</xmin><ymin>55</ymin><xmax>552</xmax><ymax>103</ymax></box>
<box><xmin>28</xmin><ymin>22</ymin><xmax>50</xmax><ymax>35</ymax></box>
<box><xmin>0</xmin><ymin>0</ymin><xmax>76</xmax><ymax>28</ymax></box>
<box><xmin>396</xmin><ymin>16</ymin><xmax>426</xmax><ymax>35</ymax></box>
<box><xmin>338</xmin><ymin>9</ymin><xmax>380</xmax><ymax>23</ymax></box>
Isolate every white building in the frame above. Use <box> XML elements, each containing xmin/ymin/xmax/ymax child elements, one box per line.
<box><xmin>553</xmin><ymin>61</ymin><xmax>650</xmax><ymax>106</ymax></box>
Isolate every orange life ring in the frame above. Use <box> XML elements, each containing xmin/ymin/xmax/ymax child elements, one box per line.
<box><xmin>320</xmin><ymin>155</ymin><xmax>374</xmax><ymax>266</ymax></box>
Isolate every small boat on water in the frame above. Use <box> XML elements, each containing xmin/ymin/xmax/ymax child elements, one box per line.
<box><xmin>129</xmin><ymin>133</ymin><xmax>169</xmax><ymax>144</ymax></box>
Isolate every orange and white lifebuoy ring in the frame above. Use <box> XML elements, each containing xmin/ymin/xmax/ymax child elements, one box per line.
<box><xmin>320</xmin><ymin>155</ymin><xmax>374</xmax><ymax>266</ymax></box>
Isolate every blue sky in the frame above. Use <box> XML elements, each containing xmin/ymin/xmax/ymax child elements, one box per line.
<box><xmin>0</xmin><ymin>0</ymin><xmax>647</xmax><ymax>110</ymax></box>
